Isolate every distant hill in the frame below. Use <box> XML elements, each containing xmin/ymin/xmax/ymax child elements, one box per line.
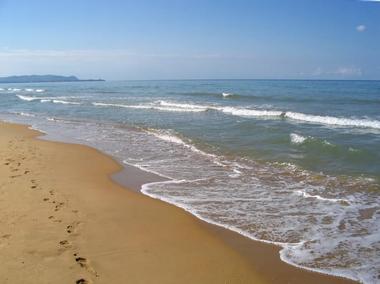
<box><xmin>0</xmin><ymin>75</ymin><xmax>105</xmax><ymax>83</ymax></box>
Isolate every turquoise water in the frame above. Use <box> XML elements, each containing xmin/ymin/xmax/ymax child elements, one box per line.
<box><xmin>0</xmin><ymin>80</ymin><xmax>379</xmax><ymax>283</ymax></box>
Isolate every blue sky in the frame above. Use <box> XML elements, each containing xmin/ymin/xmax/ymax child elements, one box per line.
<box><xmin>0</xmin><ymin>0</ymin><xmax>379</xmax><ymax>80</ymax></box>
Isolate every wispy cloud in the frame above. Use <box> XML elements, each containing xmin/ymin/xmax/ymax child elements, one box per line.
<box><xmin>312</xmin><ymin>67</ymin><xmax>362</xmax><ymax>77</ymax></box>
<box><xmin>356</xmin><ymin>25</ymin><xmax>366</xmax><ymax>32</ymax></box>
<box><xmin>0</xmin><ymin>48</ymin><xmax>253</xmax><ymax>61</ymax></box>
<box><xmin>335</xmin><ymin>67</ymin><xmax>362</xmax><ymax>76</ymax></box>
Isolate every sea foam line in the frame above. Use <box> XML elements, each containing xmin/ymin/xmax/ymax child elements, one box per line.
<box><xmin>92</xmin><ymin>100</ymin><xmax>380</xmax><ymax>130</ymax></box>
<box><xmin>144</xmin><ymin>129</ymin><xmax>227</xmax><ymax>167</ymax></box>
<box><xmin>294</xmin><ymin>190</ymin><xmax>350</xmax><ymax>204</ymax></box>
<box><xmin>155</xmin><ymin>101</ymin><xmax>380</xmax><ymax>130</ymax></box>
<box><xmin>16</xmin><ymin>95</ymin><xmax>80</xmax><ymax>105</ymax></box>
<box><xmin>140</xmin><ymin>180</ymin><xmax>359</xmax><ymax>284</ymax></box>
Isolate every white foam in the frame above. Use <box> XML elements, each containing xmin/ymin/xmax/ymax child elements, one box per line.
<box><xmin>140</xmin><ymin>180</ymin><xmax>295</xmax><ymax>248</ymax></box>
<box><xmin>322</xmin><ymin>140</ymin><xmax>334</xmax><ymax>146</ymax></box>
<box><xmin>10</xmin><ymin>111</ymin><xmax>35</xmax><ymax>117</ymax></box>
<box><xmin>285</xmin><ymin>112</ymin><xmax>380</xmax><ymax>130</ymax></box>
<box><xmin>16</xmin><ymin>95</ymin><xmax>79</xmax><ymax>105</ymax></box>
<box><xmin>222</xmin><ymin>92</ymin><xmax>234</xmax><ymax>97</ymax></box>
<box><xmin>294</xmin><ymin>190</ymin><xmax>350</xmax><ymax>204</ymax></box>
<box><xmin>25</xmin><ymin>88</ymin><xmax>34</xmax><ymax>92</ymax></box>
<box><xmin>90</xmin><ymin>100</ymin><xmax>380</xmax><ymax>130</ymax></box>
<box><xmin>148</xmin><ymin>130</ymin><xmax>188</xmax><ymax>145</ymax></box>
<box><xmin>122</xmin><ymin>160</ymin><xmax>173</xmax><ymax>180</ymax></box>
<box><xmin>290</xmin><ymin>133</ymin><xmax>307</xmax><ymax>144</ymax></box>
<box><xmin>93</xmin><ymin>101</ymin><xmax>208</xmax><ymax>113</ymax></box>
<box><xmin>219</xmin><ymin>106</ymin><xmax>283</xmax><ymax>117</ymax></box>
<box><xmin>157</xmin><ymin>100</ymin><xmax>210</xmax><ymax>112</ymax></box>
<box><xmin>93</xmin><ymin>102</ymin><xmax>151</xmax><ymax>109</ymax></box>
<box><xmin>16</xmin><ymin>95</ymin><xmax>39</xmax><ymax>101</ymax></box>
<box><xmin>35</xmin><ymin>89</ymin><xmax>45</xmax><ymax>93</ymax></box>
<box><xmin>145</xmin><ymin>129</ymin><xmax>227</xmax><ymax>167</ymax></box>
<box><xmin>51</xmin><ymin>99</ymin><xmax>80</xmax><ymax>105</ymax></box>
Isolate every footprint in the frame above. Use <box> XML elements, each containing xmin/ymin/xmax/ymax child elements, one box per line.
<box><xmin>59</xmin><ymin>240</ymin><xmax>71</xmax><ymax>248</ymax></box>
<box><xmin>66</xmin><ymin>221</ymin><xmax>81</xmax><ymax>234</ymax></box>
<box><xmin>10</xmin><ymin>175</ymin><xmax>22</xmax><ymax>178</ymax></box>
<box><xmin>43</xmin><ymin>198</ymin><xmax>49</xmax><ymax>202</ymax></box>
<box><xmin>55</xmin><ymin>202</ymin><xmax>65</xmax><ymax>212</ymax></box>
<box><xmin>66</xmin><ymin>225</ymin><xmax>74</xmax><ymax>234</ymax></box>
<box><xmin>75</xmin><ymin>257</ymin><xmax>98</xmax><ymax>277</ymax></box>
<box><xmin>76</xmin><ymin>279</ymin><xmax>89</xmax><ymax>284</ymax></box>
<box><xmin>75</xmin><ymin>257</ymin><xmax>88</xmax><ymax>268</ymax></box>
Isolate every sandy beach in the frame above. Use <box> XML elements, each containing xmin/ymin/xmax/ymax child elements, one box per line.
<box><xmin>0</xmin><ymin>121</ymin><xmax>356</xmax><ymax>284</ymax></box>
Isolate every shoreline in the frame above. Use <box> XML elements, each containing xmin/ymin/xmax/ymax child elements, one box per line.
<box><xmin>113</xmin><ymin>159</ymin><xmax>359</xmax><ymax>284</ymax></box>
<box><xmin>0</xmin><ymin>121</ymin><xmax>357</xmax><ymax>283</ymax></box>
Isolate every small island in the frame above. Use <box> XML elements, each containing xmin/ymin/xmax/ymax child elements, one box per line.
<box><xmin>0</xmin><ymin>75</ymin><xmax>105</xmax><ymax>84</ymax></box>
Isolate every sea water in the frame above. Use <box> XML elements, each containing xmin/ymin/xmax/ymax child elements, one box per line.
<box><xmin>0</xmin><ymin>80</ymin><xmax>379</xmax><ymax>283</ymax></box>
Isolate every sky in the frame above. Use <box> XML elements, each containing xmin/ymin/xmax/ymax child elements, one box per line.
<box><xmin>0</xmin><ymin>0</ymin><xmax>379</xmax><ymax>80</ymax></box>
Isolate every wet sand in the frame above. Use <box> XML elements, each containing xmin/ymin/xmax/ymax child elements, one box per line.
<box><xmin>0</xmin><ymin>121</ymin><xmax>356</xmax><ymax>284</ymax></box>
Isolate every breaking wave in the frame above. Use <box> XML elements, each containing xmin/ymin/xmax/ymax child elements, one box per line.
<box><xmin>16</xmin><ymin>95</ymin><xmax>80</xmax><ymax>105</ymax></box>
<box><xmin>93</xmin><ymin>100</ymin><xmax>380</xmax><ymax>130</ymax></box>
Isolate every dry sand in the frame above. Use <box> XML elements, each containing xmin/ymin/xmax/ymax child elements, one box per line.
<box><xmin>0</xmin><ymin>121</ymin><xmax>356</xmax><ymax>284</ymax></box>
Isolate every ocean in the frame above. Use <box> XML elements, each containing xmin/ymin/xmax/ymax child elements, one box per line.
<box><xmin>0</xmin><ymin>80</ymin><xmax>379</xmax><ymax>283</ymax></box>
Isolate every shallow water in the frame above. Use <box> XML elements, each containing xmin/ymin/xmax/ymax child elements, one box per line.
<box><xmin>0</xmin><ymin>80</ymin><xmax>379</xmax><ymax>283</ymax></box>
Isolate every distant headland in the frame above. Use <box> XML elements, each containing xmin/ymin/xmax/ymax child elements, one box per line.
<box><xmin>0</xmin><ymin>75</ymin><xmax>105</xmax><ymax>83</ymax></box>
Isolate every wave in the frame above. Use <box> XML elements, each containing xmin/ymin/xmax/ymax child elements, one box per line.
<box><xmin>91</xmin><ymin>100</ymin><xmax>380</xmax><ymax>130</ymax></box>
<box><xmin>290</xmin><ymin>133</ymin><xmax>308</xmax><ymax>144</ymax></box>
<box><xmin>285</xmin><ymin>112</ymin><xmax>380</xmax><ymax>129</ymax></box>
<box><xmin>16</xmin><ymin>95</ymin><xmax>40</xmax><ymax>101</ymax></box>
<box><xmin>16</xmin><ymin>95</ymin><xmax>80</xmax><ymax>105</ymax></box>
<box><xmin>93</xmin><ymin>102</ymin><xmax>151</xmax><ymax>109</ymax></box>
<box><xmin>7</xmin><ymin>88</ymin><xmax>21</xmax><ymax>92</ymax></box>
<box><xmin>93</xmin><ymin>100</ymin><xmax>276</xmax><ymax>116</ymax></box>
<box><xmin>145</xmin><ymin>129</ymin><xmax>224</xmax><ymax>163</ymax></box>
<box><xmin>51</xmin><ymin>99</ymin><xmax>80</xmax><ymax>105</ymax></box>
<box><xmin>220</xmin><ymin>106</ymin><xmax>282</xmax><ymax>117</ymax></box>
<box><xmin>157</xmin><ymin>100</ymin><xmax>210</xmax><ymax>112</ymax></box>
<box><xmin>293</xmin><ymin>190</ymin><xmax>350</xmax><ymax>204</ymax></box>
<box><xmin>222</xmin><ymin>92</ymin><xmax>237</xmax><ymax>98</ymax></box>
<box><xmin>289</xmin><ymin>133</ymin><xmax>334</xmax><ymax>146</ymax></box>
<box><xmin>147</xmin><ymin>129</ymin><xmax>190</xmax><ymax>146</ymax></box>
<box><xmin>10</xmin><ymin>111</ymin><xmax>36</xmax><ymax>117</ymax></box>
<box><xmin>93</xmin><ymin>101</ymin><xmax>209</xmax><ymax>113</ymax></box>
<box><xmin>156</xmin><ymin>101</ymin><xmax>380</xmax><ymax>130</ymax></box>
